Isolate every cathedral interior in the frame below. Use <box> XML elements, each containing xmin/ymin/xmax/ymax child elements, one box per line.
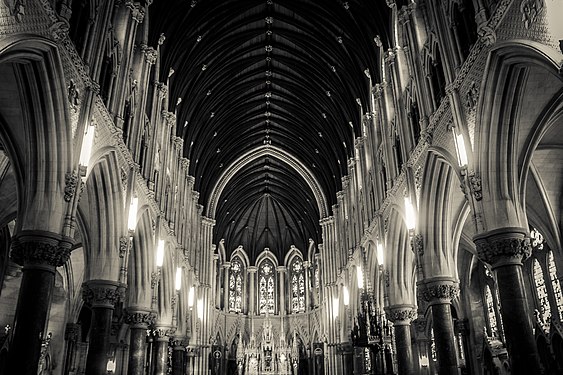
<box><xmin>0</xmin><ymin>0</ymin><xmax>562</xmax><ymax>374</ymax></box>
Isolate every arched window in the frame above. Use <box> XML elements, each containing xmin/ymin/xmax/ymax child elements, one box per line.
<box><xmin>290</xmin><ymin>258</ymin><xmax>305</xmax><ymax>313</ymax></box>
<box><xmin>259</xmin><ymin>259</ymin><xmax>275</xmax><ymax>314</ymax></box>
<box><xmin>548</xmin><ymin>251</ymin><xmax>563</xmax><ymax>321</ymax></box>
<box><xmin>533</xmin><ymin>258</ymin><xmax>551</xmax><ymax>327</ymax></box>
<box><xmin>228</xmin><ymin>258</ymin><xmax>243</xmax><ymax>313</ymax></box>
<box><xmin>485</xmin><ymin>285</ymin><xmax>498</xmax><ymax>337</ymax></box>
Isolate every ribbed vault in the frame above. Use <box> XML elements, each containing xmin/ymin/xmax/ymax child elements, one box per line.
<box><xmin>148</xmin><ymin>0</ymin><xmax>391</xmax><ymax>261</ymax></box>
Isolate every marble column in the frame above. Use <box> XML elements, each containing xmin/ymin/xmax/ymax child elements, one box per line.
<box><xmin>386</xmin><ymin>305</ymin><xmax>416</xmax><ymax>375</ymax></box>
<box><xmin>474</xmin><ymin>228</ymin><xmax>542</xmax><ymax>375</ymax></box>
<box><xmin>7</xmin><ymin>232</ymin><xmax>71</xmax><ymax>375</ymax></box>
<box><xmin>125</xmin><ymin>308</ymin><xmax>155</xmax><ymax>375</ymax></box>
<box><xmin>421</xmin><ymin>280</ymin><xmax>459</xmax><ymax>375</ymax></box>
<box><xmin>303</xmin><ymin>261</ymin><xmax>311</xmax><ymax>310</ymax></box>
<box><xmin>277</xmin><ymin>266</ymin><xmax>286</xmax><ymax>314</ymax></box>
<box><xmin>153</xmin><ymin>327</ymin><xmax>173</xmax><ymax>375</ymax></box>
<box><xmin>171</xmin><ymin>337</ymin><xmax>186</xmax><ymax>375</ymax></box>
<box><xmin>83</xmin><ymin>279</ymin><xmax>120</xmax><ymax>375</ymax></box>
<box><xmin>248</xmin><ymin>266</ymin><xmax>257</xmax><ymax>315</ymax></box>
<box><xmin>223</xmin><ymin>263</ymin><xmax>231</xmax><ymax>311</ymax></box>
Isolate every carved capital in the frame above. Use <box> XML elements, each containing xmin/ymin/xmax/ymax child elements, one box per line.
<box><xmin>82</xmin><ymin>280</ymin><xmax>121</xmax><ymax>308</ymax></box>
<box><xmin>386</xmin><ymin>305</ymin><xmax>417</xmax><ymax>325</ymax></box>
<box><xmin>154</xmin><ymin>326</ymin><xmax>176</xmax><ymax>340</ymax></box>
<box><xmin>143</xmin><ymin>46</ymin><xmax>157</xmax><ymax>65</ymax></box>
<box><xmin>125</xmin><ymin>309</ymin><xmax>156</xmax><ymax>328</ymax></box>
<box><xmin>474</xmin><ymin>228</ymin><xmax>531</xmax><ymax>267</ymax></box>
<box><xmin>421</xmin><ymin>280</ymin><xmax>459</xmax><ymax>304</ymax></box>
<box><xmin>10</xmin><ymin>231</ymin><xmax>72</xmax><ymax>268</ymax></box>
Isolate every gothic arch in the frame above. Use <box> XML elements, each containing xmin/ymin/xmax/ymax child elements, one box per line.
<box><xmin>81</xmin><ymin>151</ymin><xmax>124</xmax><ymax>281</ymax></box>
<box><xmin>127</xmin><ymin>206</ymin><xmax>155</xmax><ymax>309</ymax></box>
<box><xmin>157</xmin><ymin>240</ymin><xmax>176</xmax><ymax>324</ymax></box>
<box><xmin>475</xmin><ymin>40</ymin><xmax>563</xmax><ymax>232</ymax></box>
<box><xmin>385</xmin><ymin>206</ymin><xmax>417</xmax><ymax>305</ymax></box>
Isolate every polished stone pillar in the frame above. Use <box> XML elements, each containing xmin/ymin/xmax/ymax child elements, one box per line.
<box><xmin>171</xmin><ymin>338</ymin><xmax>186</xmax><ymax>375</ymax></box>
<box><xmin>222</xmin><ymin>263</ymin><xmax>231</xmax><ymax>310</ymax></box>
<box><xmin>83</xmin><ymin>279</ymin><xmax>120</xmax><ymax>375</ymax></box>
<box><xmin>474</xmin><ymin>228</ymin><xmax>542</xmax><ymax>375</ymax></box>
<box><xmin>277</xmin><ymin>266</ymin><xmax>286</xmax><ymax>314</ymax></box>
<box><xmin>421</xmin><ymin>280</ymin><xmax>459</xmax><ymax>375</ymax></box>
<box><xmin>386</xmin><ymin>305</ymin><xmax>416</xmax><ymax>375</ymax></box>
<box><xmin>248</xmin><ymin>266</ymin><xmax>257</xmax><ymax>315</ymax></box>
<box><xmin>125</xmin><ymin>308</ymin><xmax>154</xmax><ymax>375</ymax></box>
<box><xmin>7</xmin><ymin>232</ymin><xmax>71</xmax><ymax>375</ymax></box>
<box><xmin>153</xmin><ymin>327</ymin><xmax>173</xmax><ymax>375</ymax></box>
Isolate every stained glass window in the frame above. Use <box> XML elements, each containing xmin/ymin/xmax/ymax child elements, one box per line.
<box><xmin>485</xmin><ymin>285</ymin><xmax>498</xmax><ymax>337</ymax></box>
<box><xmin>228</xmin><ymin>258</ymin><xmax>243</xmax><ymax>313</ymax></box>
<box><xmin>430</xmin><ymin>329</ymin><xmax>437</xmax><ymax>363</ymax></box>
<box><xmin>259</xmin><ymin>259</ymin><xmax>275</xmax><ymax>314</ymax></box>
<box><xmin>548</xmin><ymin>251</ymin><xmax>563</xmax><ymax>321</ymax></box>
<box><xmin>533</xmin><ymin>258</ymin><xmax>551</xmax><ymax>328</ymax></box>
<box><xmin>291</xmin><ymin>258</ymin><xmax>305</xmax><ymax>313</ymax></box>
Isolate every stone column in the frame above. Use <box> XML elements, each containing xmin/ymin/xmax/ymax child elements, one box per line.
<box><xmin>303</xmin><ymin>261</ymin><xmax>311</xmax><ymax>311</ymax></box>
<box><xmin>172</xmin><ymin>337</ymin><xmax>186</xmax><ymax>375</ymax></box>
<box><xmin>386</xmin><ymin>305</ymin><xmax>416</xmax><ymax>375</ymax></box>
<box><xmin>153</xmin><ymin>327</ymin><xmax>173</xmax><ymax>375</ymax></box>
<box><xmin>474</xmin><ymin>228</ymin><xmax>542</xmax><ymax>375</ymax></box>
<box><xmin>277</xmin><ymin>266</ymin><xmax>286</xmax><ymax>314</ymax></box>
<box><xmin>223</xmin><ymin>263</ymin><xmax>231</xmax><ymax>311</ymax></box>
<box><xmin>421</xmin><ymin>280</ymin><xmax>459</xmax><ymax>375</ymax></box>
<box><xmin>125</xmin><ymin>308</ymin><xmax>155</xmax><ymax>375</ymax></box>
<box><xmin>248</xmin><ymin>266</ymin><xmax>257</xmax><ymax>315</ymax></box>
<box><xmin>7</xmin><ymin>232</ymin><xmax>71</xmax><ymax>375</ymax></box>
<box><xmin>82</xmin><ymin>279</ymin><xmax>120</xmax><ymax>375</ymax></box>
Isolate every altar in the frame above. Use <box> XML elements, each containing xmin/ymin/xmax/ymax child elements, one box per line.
<box><xmin>236</xmin><ymin>314</ymin><xmax>298</xmax><ymax>375</ymax></box>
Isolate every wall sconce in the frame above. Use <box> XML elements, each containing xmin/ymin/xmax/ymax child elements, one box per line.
<box><xmin>376</xmin><ymin>242</ymin><xmax>385</xmax><ymax>269</ymax></box>
<box><xmin>197</xmin><ymin>298</ymin><xmax>204</xmax><ymax>320</ymax></box>
<box><xmin>106</xmin><ymin>358</ymin><xmax>116</xmax><ymax>374</ymax></box>
<box><xmin>453</xmin><ymin>130</ymin><xmax>468</xmax><ymax>168</ymax></box>
<box><xmin>78</xmin><ymin>125</ymin><xmax>96</xmax><ymax>178</ymax></box>
<box><xmin>420</xmin><ymin>354</ymin><xmax>429</xmax><ymax>367</ymax></box>
<box><xmin>342</xmin><ymin>286</ymin><xmax>350</xmax><ymax>307</ymax></box>
<box><xmin>404</xmin><ymin>196</ymin><xmax>416</xmax><ymax>233</ymax></box>
<box><xmin>156</xmin><ymin>239</ymin><xmax>165</xmax><ymax>268</ymax></box>
<box><xmin>127</xmin><ymin>197</ymin><xmax>139</xmax><ymax>233</ymax></box>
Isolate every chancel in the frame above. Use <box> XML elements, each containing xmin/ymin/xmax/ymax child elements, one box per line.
<box><xmin>0</xmin><ymin>1</ymin><xmax>562</xmax><ymax>375</ymax></box>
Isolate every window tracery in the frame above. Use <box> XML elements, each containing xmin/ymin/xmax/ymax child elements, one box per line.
<box><xmin>228</xmin><ymin>258</ymin><xmax>243</xmax><ymax>313</ymax></box>
<box><xmin>485</xmin><ymin>285</ymin><xmax>498</xmax><ymax>338</ymax></box>
<box><xmin>259</xmin><ymin>259</ymin><xmax>275</xmax><ymax>314</ymax></box>
<box><xmin>533</xmin><ymin>258</ymin><xmax>551</xmax><ymax>329</ymax></box>
<box><xmin>290</xmin><ymin>258</ymin><xmax>305</xmax><ymax>313</ymax></box>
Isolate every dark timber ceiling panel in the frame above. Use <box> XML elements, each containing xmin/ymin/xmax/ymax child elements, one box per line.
<box><xmin>148</xmin><ymin>0</ymin><xmax>391</xmax><ymax>263</ymax></box>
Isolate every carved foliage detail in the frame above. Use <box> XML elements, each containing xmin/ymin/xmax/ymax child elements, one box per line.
<box><xmin>125</xmin><ymin>310</ymin><xmax>156</xmax><ymax>327</ymax></box>
<box><xmin>475</xmin><ymin>236</ymin><xmax>531</xmax><ymax>265</ymax></box>
<box><xmin>10</xmin><ymin>239</ymin><xmax>70</xmax><ymax>267</ymax></box>
<box><xmin>82</xmin><ymin>283</ymin><xmax>120</xmax><ymax>308</ymax></box>
<box><xmin>386</xmin><ymin>307</ymin><xmax>417</xmax><ymax>323</ymax></box>
<box><xmin>421</xmin><ymin>283</ymin><xmax>460</xmax><ymax>303</ymax></box>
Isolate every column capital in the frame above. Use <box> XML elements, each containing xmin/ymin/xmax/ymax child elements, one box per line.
<box><xmin>124</xmin><ymin>308</ymin><xmax>156</xmax><ymax>329</ymax></box>
<box><xmin>276</xmin><ymin>266</ymin><xmax>287</xmax><ymax>273</ymax></box>
<box><xmin>82</xmin><ymin>279</ymin><xmax>121</xmax><ymax>309</ymax></box>
<box><xmin>303</xmin><ymin>260</ymin><xmax>311</xmax><ymax>268</ymax></box>
<box><xmin>154</xmin><ymin>326</ymin><xmax>176</xmax><ymax>341</ymax></box>
<box><xmin>223</xmin><ymin>262</ymin><xmax>231</xmax><ymax>269</ymax></box>
<box><xmin>420</xmin><ymin>279</ymin><xmax>459</xmax><ymax>305</ymax></box>
<box><xmin>385</xmin><ymin>304</ymin><xmax>417</xmax><ymax>325</ymax></box>
<box><xmin>10</xmin><ymin>230</ymin><xmax>73</xmax><ymax>268</ymax></box>
<box><xmin>473</xmin><ymin>227</ymin><xmax>530</xmax><ymax>267</ymax></box>
<box><xmin>247</xmin><ymin>266</ymin><xmax>257</xmax><ymax>273</ymax></box>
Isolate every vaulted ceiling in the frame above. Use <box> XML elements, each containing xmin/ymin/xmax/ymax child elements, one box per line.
<box><xmin>148</xmin><ymin>0</ymin><xmax>391</xmax><ymax>263</ymax></box>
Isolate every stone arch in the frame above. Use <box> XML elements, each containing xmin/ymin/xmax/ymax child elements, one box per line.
<box><xmin>81</xmin><ymin>150</ymin><xmax>124</xmax><ymax>281</ymax></box>
<box><xmin>0</xmin><ymin>36</ymin><xmax>73</xmax><ymax>235</ymax></box>
<box><xmin>127</xmin><ymin>206</ymin><xmax>155</xmax><ymax>309</ymax></box>
<box><xmin>156</xmin><ymin>240</ymin><xmax>176</xmax><ymax>324</ymax></box>
<box><xmin>385</xmin><ymin>205</ymin><xmax>416</xmax><ymax>305</ymax></box>
<box><xmin>475</xmin><ymin>40</ymin><xmax>563</xmax><ymax>233</ymax></box>
<box><xmin>418</xmin><ymin>148</ymin><xmax>465</xmax><ymax>279</ymax></box>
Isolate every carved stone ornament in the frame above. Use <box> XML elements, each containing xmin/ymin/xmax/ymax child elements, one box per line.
<box><xmin>119</xmin><ymin>236</ymin><xmax>128</xmax><ymax>258</ymax></box>
<box><xmin>10</xmin><ymin>235</ymin><xmax>71</xmax><ymax>267</ymax></box>
<box><xmin>412</xmin><ymin>233</ymin><xmax>424</xmax><ymax>256</ymax></box>
<box><xmin>474</xmin><ymin>230</ymin><xmax>531</xmax><ymax>266</ymax></box>
<box><xmin>82</xmin><ymin>281</ymin><xmax>121</xmax><ymax>308</ymax></box>
<box><xmin>467</xmin><ymin>170</ymin><xmax>482</xmax><ymax>200</ymax></box>
<box><xmin>465</xmin><ymin>81</ymin><xmax>479</xmax><ymax>110</ymax></box>
<box><xmin>520</xmin><ymin>0</ymin><xmax>543</xmax><ymax>29</ymax></box>
<box><xmin>421</xmin><ymin>282</ymin><xmax>460</xmax><ymax>304</ymax></box>
<box><xmin>386</xmin><ymin>306</ymin><xmax>417</xmax><ymax>324</ymax></box>
<box><xmin>64</xmin><ymin>171</ymin><xmax>80</xmax><ymax>202</ymax></box>
<box><xmin>125</xmin><ymin>310</ymin><xmax>156</xmax><ymax>328</ymax></box>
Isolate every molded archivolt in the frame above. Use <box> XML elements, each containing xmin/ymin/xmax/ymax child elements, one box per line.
<box><xmin>208</xmin><ymin>145</ymin><xmax>329</xmax><ymax>219</ymax></box>
<box><xmin>384</xmin><ymin>206</ymin><xmax>416</xmax><ymax>306</ymax></box>
<box><xmin>0</xmin><ymin>37</ymin><xmax>73</xmax><ymax>234</ymax></box>
<box><xmin>475</xmin><ymin>41</ymin><xmax>563</xmax><ymax>233</ymax></box>
<box><xmin>128</xmin><ymin>206</ymin><xmax>155</xmax><ymax>309</ymax></box>
<box><xmin>418</xmin><ymin>149</ymin><xmax>462</xmax><ymax>279</ymax></box>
